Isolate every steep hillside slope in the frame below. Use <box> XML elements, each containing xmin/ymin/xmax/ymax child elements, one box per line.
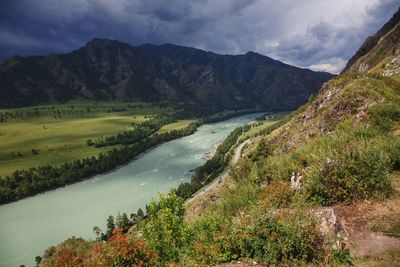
<box><xmin>191</xmin><ymin>7</ymin><xmax>400</xmax><ymax>263</ymax></box>
<box><xmin>181</xmin><ymin>7</ymin><xmax>400</xmax><ymax>264</ymax></box>
<box><xmin>0</xmin><ymin>39</ymin><xmax>332</xmax><ymax>109</ymax></box>
<box><xmin>343</xmin><ymin>7</ymin><xmax>400</xmax><ymax>73</ymax></box>
<box><xmin>267</xmin><ymin>8</ymin><xmax>400</xmax><ymax>152</ymax></box>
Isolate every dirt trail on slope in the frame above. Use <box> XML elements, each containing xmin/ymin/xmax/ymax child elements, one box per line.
<box><xmin>335</xmin><ymin>200</ymin><xmax>400</xmax><ymax>257</ymax></box>
<box><xmin>335</xmin><ymin>173</ymin><xmax>400</xmax><ymax>257</ymax></box>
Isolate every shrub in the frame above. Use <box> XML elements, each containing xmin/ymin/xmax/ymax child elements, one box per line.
<box><xmin>40</xmin><ymin>237</ymin><xmax>95</xmax><ymax>267</ymax></box>
<box><xmin>369</xmin><ymin>103</ymin><xmax>400</xmax><ymax>132</ymax></box>
<box><xmin>306</xmin><ymin>140</ymin><xmax>392</xmax><ymax>205</ymax></box>
<box><xmin>185</xmin><ymin>202</ymin><xmax>324</xmax><ymax>265</ymax></box>
<box><xmin>259</xmin><ymin>181</ymin><xmax>293</xmax><ymax>209</ymax></box>
<box><xmin>237</xmin><ymin>210</ymin><xmax>324</xmax><ymax>265</ymax></box>
<box><xmin>102</xmin><ymin>228</ymin><xmax>157</xmax><ymax>267</ymax></box>
<box><xmin>142</xmin><ymin>190</ymin><xmax>186</xmax><ymax>263</ymax></box>
<box><xmin>185</xmin><ymin>215</ymin><xmax>239</xmax><ymax>265</ymax></box>
<box><xmin>330</xmin><ymin>248</ymin><xmax>353</xmax><ymax>266</ymax></box>
<box><xmin>386</xmin><ymin>138</ymin><xmax>400</xmax><ymax>170</ymax></box>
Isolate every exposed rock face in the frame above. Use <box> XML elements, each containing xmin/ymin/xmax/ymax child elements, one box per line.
<box><xmin>343</xmin><ymin>8</ymin><xmax>400</xmax><ymax>74</ymax></box>
<box><xmin>0</xmin><ymin>39</ymin><xmax>332</xmax><ymax>108</ymax></box>
<box><xmin>382</xmin><ymin>50</ymin><xmax>400</xmax><ymax>76</ymax></box>
<box><xmin>314</xmin><ymin>208</ymin><xmax>347</xmax><ymax>241</ymax></box>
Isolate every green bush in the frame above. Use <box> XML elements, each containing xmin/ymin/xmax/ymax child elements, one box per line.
<box><xmin>237</xmin><ymin>210</ymin><xmax>324</xmax><ymax>265</ymax></box>
<box><xmin>185</xmin><ymin>209</ymin><xmax>324</xmax><ymax>266</ymax></box>
<box><xmin>306</xmin><ymin>139</ymin><xmax>392</xmax><ymax>205</ymax></box>
<box><xmin>369</xmin><ymin>103</ymin><xmax>400</xmax><ymax>132</ymax></box>
<box><xmin>386</xmin><ymin>138</ymin><xmax>400</xmax><ymax>170</ymax></box>
<box><xmin>185</xmin><ymin>215</ymin><xmax>238</xmax><ymax>265</ymax></box>
<box><xmin>259</xmin><ymin>181</ymin><xmax>293</xmax><ymax>209</ymax></box>
<box><xmin>142</xmin><ymin>190</ymin><xmax>186</xmax><ymax>263</ymax></box>
<box><xmin>330</xmin><ymin>248</ymin><xmax>353</xmax><ymax>266</ymax></box>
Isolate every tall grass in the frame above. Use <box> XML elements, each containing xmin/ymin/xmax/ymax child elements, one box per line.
<box><xmin>248</xmin><ymin>119</ymin><xmax>398</xmax><ymax>206</ymax></box>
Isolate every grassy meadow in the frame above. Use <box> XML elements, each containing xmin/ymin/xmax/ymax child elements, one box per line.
<box><xmin>157</xmin><ymin>120</ymin><xmax>195</xmax><ymax>134</ymax></box>
<box><xmin>243</xmin><ymin>111</ymin><xmax>289</xmax><ymax>138</ymax></box>
<box><xmin>0</xmin><ymin>101</ymin><xmax>182</xmax><ymax>176</ymax></box>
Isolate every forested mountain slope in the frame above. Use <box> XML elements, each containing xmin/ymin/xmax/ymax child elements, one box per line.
<box><xmin>0</xmin><ymin>39</ymin><xmax>331</xmax><ymax>109</ymax></box>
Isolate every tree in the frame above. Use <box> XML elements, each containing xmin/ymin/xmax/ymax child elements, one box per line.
<box><xmin>137</xmin><ymin>208</ymin><xmax>144</xmax><ymax>218</ymax></box>
<box><xmin>93</xmin><ymin>226</ymin><xmax>102</xmax><ymax>240</ymax></box>
<box><xmin>35</xmin><ymin>256</ymin><xmax>42</xmax><ymax>267</ymax></box>
<box><xmin>116</xmin><ymin>212</ymin><xmax>131</xmax><ymax>232</ymax></box>
<box><xmin>142</xmin><ymin>190</ymin><xmax>186</xmax><ymax>263</ymax></box>
<box><xmin>106</xmin><ymin>215</ymin><xmax>115</xmax><ymax>239</ymax></box>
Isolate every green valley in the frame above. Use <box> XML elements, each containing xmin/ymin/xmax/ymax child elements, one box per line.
<box><xmin>0</xmin><ymin>102</ymin><xmax>172</xmax><ymax>176</ymax></box>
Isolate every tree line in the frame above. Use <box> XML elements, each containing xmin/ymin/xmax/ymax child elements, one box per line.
<box><xmin>88</xmin><ymin>116</ymin><xmax>175</xmax><ymax>147</ymax></box>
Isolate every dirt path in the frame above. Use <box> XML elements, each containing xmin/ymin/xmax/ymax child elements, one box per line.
<box><xmin>186</xmin><ymin>139</ymin><xmax>251</xmax><ymax>204</ymax></box>
<box><xmin>334</xmin><ymin>173</ymin><xmax>400</xmax><ymax>257</ymax></box>
<box><xmin>334</xmin><ymin>200</ymin><xmax>400</xmax><ymax>257</ymax></box>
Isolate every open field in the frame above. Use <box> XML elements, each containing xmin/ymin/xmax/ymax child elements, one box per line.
<box><xmin>0</xmin><ymin>100</ymin><xmax>173</xmax><ymax>120</ymax></box>
<box><xmin>0</xmin><ymin>101</ymin><xmax>181</xmax><ymax>176</ymax></box>
<box><xmin>157</xmin><ymin>120</ymin><xmax>195</xmax><ymax>133</ymax></box>
<box><xmin>243</xmin><ymin>112</ymin><xmax>289</xmax><ymax>138</ymax></box>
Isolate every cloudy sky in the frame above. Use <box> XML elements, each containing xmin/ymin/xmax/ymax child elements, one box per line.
<box><xmin>0</xmin><ymin>0</ymin><xmax>398</xmax><ymax>73</ymax></box>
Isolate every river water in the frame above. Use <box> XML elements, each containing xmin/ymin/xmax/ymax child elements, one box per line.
<box><xmin>0</xmin><ymin>113</ymin><xmax>262</xmax><ymax>267</ymax></box>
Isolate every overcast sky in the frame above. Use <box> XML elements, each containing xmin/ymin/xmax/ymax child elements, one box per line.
<box><xmin>0</xmin><ymin>0</ymin><xmax>398</xmax><ymax>73</ymax></box>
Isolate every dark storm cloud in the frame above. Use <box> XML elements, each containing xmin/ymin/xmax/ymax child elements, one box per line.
<box><xmin>0</xmin><ymin>0</ymin><xmax>398</xmax><ymax>73</ymax></box>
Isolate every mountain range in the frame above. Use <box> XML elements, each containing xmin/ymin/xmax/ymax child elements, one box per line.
<box><xmin>0</xmin><ymin>39</ymin><xmax>332</xmax><ymax>109</ymax></box>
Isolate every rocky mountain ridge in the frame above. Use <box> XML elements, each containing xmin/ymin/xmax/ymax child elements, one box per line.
<box><xmin>0</xmin><ymin>39</ymin><xmax>332</xmax><ymax>109</ymax></box>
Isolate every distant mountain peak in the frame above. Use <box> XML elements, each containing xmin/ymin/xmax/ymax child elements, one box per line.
<box><xmin>0</xmin><ymin>39</ymin><xmax>332</xmax><ymax>108</ymax></box>
<box><xmin>244</xmin><ymin>51</ymin><xmax>260</xmax><ymax>56</ymax></box>
<box><xmin>81</xmin><ymin>38</ymin><xmax>132</xmax><ymax>51</ymax></box>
